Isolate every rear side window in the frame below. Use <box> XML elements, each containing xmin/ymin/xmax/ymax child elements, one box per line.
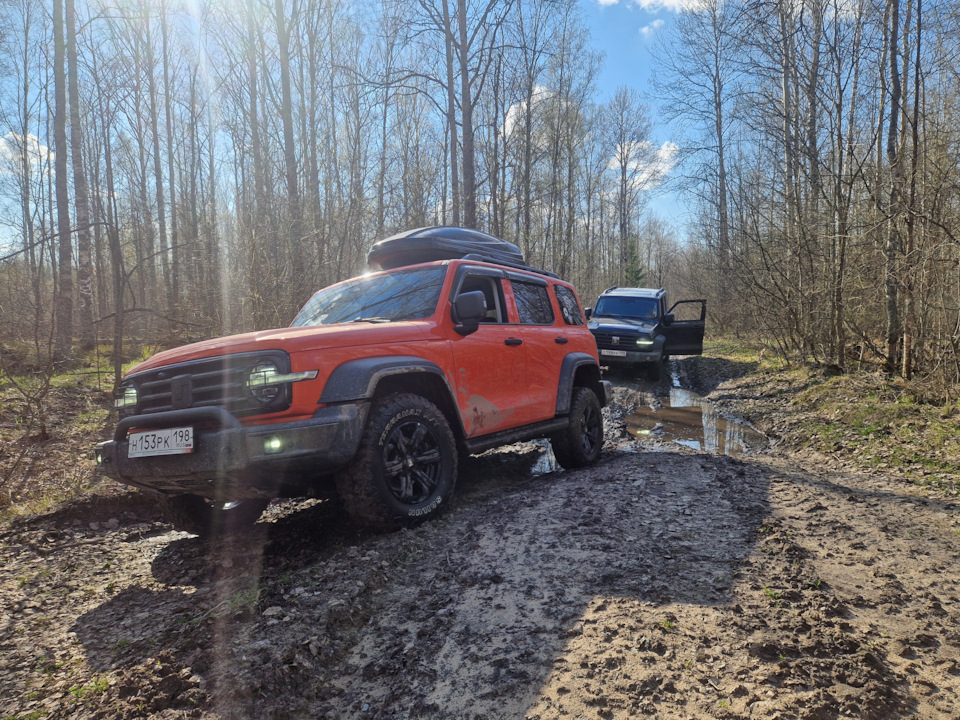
<box><xmin>554</xmin><ymin>285</ymin><xmax>584</xmax><ymax>325</ymax></box>
<box><xmin>513</xmin><ymin>281</ymin><xmax>554</xmax><ymax>325</ymax></box>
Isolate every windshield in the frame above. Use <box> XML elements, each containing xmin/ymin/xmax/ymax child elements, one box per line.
<box><xmin>593</xmin><ymin>296</ymin><xmax>659</xmax><ymax>321</ymax></box>
<box><xmin>292</xmin><ymin>266</ymin><xmax>446</xmax><ymax>326</ymax></box>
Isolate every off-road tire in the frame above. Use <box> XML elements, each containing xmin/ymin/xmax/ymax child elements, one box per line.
<box><xmin>551</xmin><ymin>386</ymin><xmax>603</xmax><ymax>469</ymax></box>
<box><xmin>335</xmin><ymin>393</ymin><xmax>457</xmax><ymax>530</ymax></box>
<box><xmin>162</xmin><ymin>495</ymin><xmax>269</xmax><ymax>537</ymax></box>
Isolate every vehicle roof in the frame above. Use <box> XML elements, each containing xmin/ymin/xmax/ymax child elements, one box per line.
<box><xmin>598</xmin><ymin>286</ymin><xmax>664</xmax><ymax>298</ymax></box>
<box><xmin>447</xmin><ymin>257</ymin><xmax>565</xmax><ymax>283</ymax></box>
<box><xmin>368</xmin><ymin>257</ymin><xmax>573</xmax><ymax>287</ymax></box>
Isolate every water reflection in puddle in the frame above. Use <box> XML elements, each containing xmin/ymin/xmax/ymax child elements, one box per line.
<box><xmin>627</xmin><ymin>387</ymin><xmax>766</xmax><ymax>455</ymax></box>
<box><xmin>531</xmin><ymin>440</ymin><xmax>562</xmax><ymax>475</ymax></box>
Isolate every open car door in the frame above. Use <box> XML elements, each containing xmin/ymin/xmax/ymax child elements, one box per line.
<box><xmin>662</xmin><ymin>299</ymin><xmax>706</xmax><ymax>355</ymax></box>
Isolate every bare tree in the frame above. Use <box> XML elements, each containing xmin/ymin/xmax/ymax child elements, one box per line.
<box><xmin>605</xmin><ymin>87</ymin><xmax>653</xmax><ymax>285</ymax></box>
<box><xmin>52</xmin><ymin>0</ymin><xmax>73</xmax><ymax>363</ymax></box>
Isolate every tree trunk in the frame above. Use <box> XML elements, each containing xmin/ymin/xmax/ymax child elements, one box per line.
<box><xmin>457</xmin><ymin>0</ymin><xmax>476</xmax><ymax>228</ymax></box>
<box><xmin>53</xmin><ymin>0</ymin><xmax>73</xmax><ymax>364</ymax></box>
<box><xmin>884</xmin><ymin>0</ymin><xmax>903</xmax><ymax>375</ymax></box>
<box><xmin>160</xmin><ymin>0</ymin><xmax>180</xmax><ymax>313</ymax></box>
<box><xmin>143</xmin><ymin>1</ymin><xmax>171</xmax><ymax>321</ymax></box>
<box><xmin>902</xmin><ymin>0</ymin><xmax>921</xmax><ymax>379</ymax></box>
<box><xmin>275</xmin><ymin>0</ymin><xmax>305</xmax><ymax>307</ymax></box>
<box><xmin>66</xmin><ymin>0</ymin><xmax>94</xmax><ymax>351</ymax></box>
<box><xmin>441</xmin><ymin>0</ymin><xmax>460</xmax><ymax>225</ymax></box>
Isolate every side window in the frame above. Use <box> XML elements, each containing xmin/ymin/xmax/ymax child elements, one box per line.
<box><xmin>513</xmin><ymin>281</ymin><xmax>554</xmax><ymax>325</ymax></box>
<box><xmin>554</xmin><ymin>285</ymin><xmax>584</xmax><ymax>326</ymax></box>
<box><xmin>458</xmin><ymin>274</ymin><xmax>506</xmax><ymax>323</ymax></box>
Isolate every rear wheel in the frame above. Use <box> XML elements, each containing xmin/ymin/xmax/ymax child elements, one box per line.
<box><xmin>162</xmin><ymin>495</ymin><xmax>269</xmax><ymax>537</ymax></box>
<box><xmin>335</xmin><ymin>393</ymin><xmax>457</xmax><ymax>530</ymax></box>
<box><xmin>551</xmin><ymin>387</ymin><xmax>604</xmax><ymax>469</ymax></box>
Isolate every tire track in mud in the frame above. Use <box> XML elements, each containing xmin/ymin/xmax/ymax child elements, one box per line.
<box><xmin>753</xmin><ymin>460</ymin><xmax>960</xmax><ymax>720</ymax></box>
<box><xmin>314</xmin><ymin>452</ymin><xmax>768</xmax><ymax>718</ymax></box>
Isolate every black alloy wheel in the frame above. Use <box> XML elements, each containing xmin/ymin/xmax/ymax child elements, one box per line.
<box><xmin>577</xmin><ymin>396</ymin><xmax>602</xmax><ymax>459</ymax></box>
<box><xmin>381</xmin><ymin>417</ymin><xmax>444</xmax><ymax>505</ymax></box>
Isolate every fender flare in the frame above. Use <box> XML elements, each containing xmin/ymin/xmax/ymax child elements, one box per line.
<box><xmin>555</xmin><ymin>353</ymin><xmax>604</xmax><ymax>415</ymax></box>
<box><xmin>319</xmin><ymin>356</ymin><xmax>454</xmax><ymax>405</ymax></box>
<box><xmin>651</xmin><ymin>333</ymin><xmax>667</xmax><ymax>358</ymax></box>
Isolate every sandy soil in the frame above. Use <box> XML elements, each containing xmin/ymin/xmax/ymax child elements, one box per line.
<box><xmin>1</xmin><ymin>359</ymin><xmax>959</xmax><ymax>719</ymax></box>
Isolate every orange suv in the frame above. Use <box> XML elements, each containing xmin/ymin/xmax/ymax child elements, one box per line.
<box><xmin>95</xmin><ymin>227</ymin><xmax>609</xmax><ymax>536</ymax></box>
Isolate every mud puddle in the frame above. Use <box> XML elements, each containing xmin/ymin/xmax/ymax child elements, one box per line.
<box><xmin>530</xmin><ymin>439</ymin><xmax>562</xmax><ymax>474</ymax></box>
<box><xmin>627</xmin><ymin>386</ymin><xmax>766</xmax><ymax>455</ymax></box>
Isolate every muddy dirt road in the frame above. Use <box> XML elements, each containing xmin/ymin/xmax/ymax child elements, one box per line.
<box><xmin>2</xmin><ymin>363</ymin><xmax>959</xmax><ymax>719</ymax></box>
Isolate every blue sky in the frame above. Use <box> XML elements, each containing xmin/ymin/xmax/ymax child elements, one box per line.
<box><xmin>580</xmin><ymin>0</ymin><xmax>690</xmax><ymax>224</ymax></box>
<box><xmin>581</xmin><ymin>0</ymin><xmax>671</xmax><ymax>98</ymax></box>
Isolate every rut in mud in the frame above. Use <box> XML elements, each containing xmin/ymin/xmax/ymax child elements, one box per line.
<box><xmin>1</xmin><ymin>360</ymin><xmax>959</xmax><ymax>719</ymax></box>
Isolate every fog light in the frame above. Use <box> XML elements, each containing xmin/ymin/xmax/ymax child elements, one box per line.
<box><xmin>263</xmin><ymin>436</ymin><xmax>284</xmax><ymax>455</ymax></box>
<box><xmin>96</xmin><ymin>452</ymin><xmax>103</xmax><ymax>465</ymax></box>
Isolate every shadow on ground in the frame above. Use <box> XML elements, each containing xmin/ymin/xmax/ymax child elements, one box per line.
<box><xmin>69</xmin><ymin>446</ymin><xmax>782</xmax><ymax>718</ymax></box>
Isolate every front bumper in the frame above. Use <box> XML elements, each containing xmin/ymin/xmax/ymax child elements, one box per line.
<box><xmin>597</xmin><ymin>348</ymin><xmax>661</xmax><ymax>365</ymax></box>
<box><xmin>95</xmin><ymin>403</ymin><xmax>369</xmax><ymax>499</ymax></box>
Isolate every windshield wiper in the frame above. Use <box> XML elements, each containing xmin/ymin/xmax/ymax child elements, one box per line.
<box><xmin>354</xmin><ymin>317</ymin><xmax>392</xmax><ymax>323</ymax></box>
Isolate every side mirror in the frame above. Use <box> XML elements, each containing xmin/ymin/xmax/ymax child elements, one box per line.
<box><xmin>585</xmin><ymin>307</ymin><xmax>593</xmax><ymax>320</ymax></box>
<box><xmin>662</xmin><ymin>313</ymin><xmax>675</xmax><ymax>326</ymax></box>
<box><xmin>452</xmin><ymin>291</ymin><xmax>487</xmax><ymax>336</ymax></box>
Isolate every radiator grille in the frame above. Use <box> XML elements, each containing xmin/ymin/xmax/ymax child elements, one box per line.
<box><xmin>591</xmin><ymin>331</ymin><xmax>643</xmax><ymax>351</ymax></box>
<box><xmin>124</xmin><ymin>351</ymin><xmax>291</xmax><ymax>418</ymax></box>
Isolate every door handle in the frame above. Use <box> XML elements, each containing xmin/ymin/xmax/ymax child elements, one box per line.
<box><xmin>554</xmin><ymin>337</ymin><xmax>569</xmax><ymax>344</ymax></box>
<box><xmin>505</xmin><ymin>338</ymin><xmax>523</xmax><ymax>346</ymax></box>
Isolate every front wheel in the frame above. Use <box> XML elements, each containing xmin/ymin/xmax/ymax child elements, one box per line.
<box><xmin>646</xmin><ymin>360</ymin><xmax>662</xmax><ymax>381</ymax></box>
<box><xmin>335</xmin><ymin>393</ymin><xmax>457</xmax><ymax>530</ymax></box>
<box><xmin>551</xmin><ymin>387</ymin><xmax>604</xmax><ymax>469</ymax></box>
<box><xmin>161</xmin><ymin>495</ymin><xmax>269</xmax><ymax>537</ymax></box>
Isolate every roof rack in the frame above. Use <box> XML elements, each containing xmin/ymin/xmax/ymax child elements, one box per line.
<box><xmin>460</xmin><ymin>253</ymin><xmax>559</xmax><ymax>279</ymax></box>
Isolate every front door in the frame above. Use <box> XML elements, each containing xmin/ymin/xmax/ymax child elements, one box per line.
<box><xmin>662</xmin><ymin>299</ymin><xmax>707</xmax><ymax>355</ymax></box>
<box><xmin>449</xmin><ymin>270</ymin><xmax>530</xmax><ymax>436</ymax></box>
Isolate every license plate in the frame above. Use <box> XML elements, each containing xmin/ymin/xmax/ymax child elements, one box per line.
<box><xmin>128</xmin><ymin>427</ymin><xmax>194</xmax><ymax>458</ymax></box>
<box><xmin>600</xmin><ymin>349</ymin><xmax>627</xmax><ymax>357</ymax></box>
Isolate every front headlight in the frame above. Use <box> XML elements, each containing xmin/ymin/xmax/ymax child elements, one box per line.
<box><xmin>636</xmin><ymin>337</ymin><xmax>655</xmax><ymax>349</ymax></box>
<box><xmin>114</xmin><ymin>385</ymin><xmax>138</xmax><ymax>411</ymax></box>
<box><xmin>247</xmin><ymin>361</ymin><xmax>283</xmax><ymax>404</ymax></box>
<box><xmin>246</xmin><ymin>361</ymin><xmax>318</xmax><ymax>404</ymax></box>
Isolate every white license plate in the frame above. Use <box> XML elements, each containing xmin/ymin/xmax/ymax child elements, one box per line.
<box><xmin>128</xmin><ymin>427</ymin><xmax>194</xmax><ymax>458</ymax></box>
<box><xmin>600</xmin><ymin>349</ymin><xmax>627</xmax><ymax>357</ymax></box>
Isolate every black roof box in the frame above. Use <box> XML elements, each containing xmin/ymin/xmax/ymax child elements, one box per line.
<box><xmin>368</xmin><ymin>226</ymin><xmax>526</xmax><ymax>271</ymax></box>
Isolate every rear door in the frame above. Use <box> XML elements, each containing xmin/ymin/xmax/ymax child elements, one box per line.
<box><xmin>508</xmin><ymin>274</ymin><xmax>563</xmax><ymax>422</ymax></box>
<box><xmin>662</xmin><ymin>299</ymin><xmax>707</xmax><ymax>355</ymax></box>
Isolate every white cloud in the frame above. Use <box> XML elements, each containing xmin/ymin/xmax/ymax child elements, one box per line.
<box><xmin>502</xmin><ymin>85</ymin><xmax>554</xmax><ymax>138</ymax></box>
<box><xmin>640</xmin><ymin>18</ymin><xmax>665</xmax><ymax>36</ymax></box>
<box><xmin>630</xmin><ymin>0</ymin><xmax>707</xmax><ymax>11</ymax></box>
<box><xmin>647</xmin><ymin>141</ymin><xmax>679</xmax><ymax>188</ymax></box>
<box><xmin>609</xmin><ymin>140</ymin><xmax>678</xmax><ymax>192</ymax></box>
<box><xmin>0</xmin><ymin>133</ymin><xmax>52</xmax><ymax>176</ymax></box>
<box><xmin>596</xmin><ymin>0</ymin><xmax>621</xmax><ymax>6</ymax></box>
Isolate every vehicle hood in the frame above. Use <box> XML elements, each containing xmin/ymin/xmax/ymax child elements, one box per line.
<box><xmin>126</xmin><ymin>322</ymin><xmax>434</xmax><ymax>376</ymax></box>
<box><xmin>588</xmin><ymin>317</ymin><xmax>657</xmax><ymax>335</ymax></box>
